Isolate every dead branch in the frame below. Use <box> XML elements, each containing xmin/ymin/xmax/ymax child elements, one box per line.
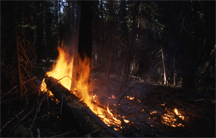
<box><xmin>0</xmin><ymin>109</ymin><xmax>25</xmax><ymax>133</ymax></box>
<box><xmin>1</xmin><ymin>85</ymin><xmax>18</xmax><ymax>99</ymax></box>
<box><xmin>1</xmin><ymin>76</ymin><xmax>36</xmax><ymax>100</ymax></box>
<box><xmin>8</xmin><ymin>106</ymin><xmax>35</xmax><ymax>137</ymax></box>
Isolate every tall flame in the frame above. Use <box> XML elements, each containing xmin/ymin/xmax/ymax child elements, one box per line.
<box><xmin>46</xmin><ymin>47</ymin><xmax>73</xmax><ymax>90</ymax></box>
<box><xmin>40</xmin><ymin>47</ymin><xmax>124</xmax><ymax>130</ymax></box>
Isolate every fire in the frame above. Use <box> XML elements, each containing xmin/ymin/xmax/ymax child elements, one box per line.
<box><xmin>125</xmin><ymin>96</ymin><xmax>135</xmax><ymax>100</ymax></box>
<box><xmin>109</xmin><ymin>95</ymin><xmax>118</xmax><ymax>99</ymax></box>
<box><xmin>161</xmin><ymin>108</ymin><xmax>185</xmax><ymax>127</ymax></box>
<box><xmin>46</xmin><ymin>47</ymin><xmax>73</xmax><ymax>90</ymax></box>
<box><xmin>174</xmin><ymin>108</ymin><xmax>184</xmax><ymax>120</ymax></box>
<box><xmin>150</xmin><ymin>111</ymin><xmax>157</xmax><ymax>114</ymax></box>
<box><xmin>40</xmin><ymin>47</ymin><xmax>126</xmax><ymax>130</ymax></box>
<box><xmin>123</xmin><ymin>119</ymin><xmax>129</xmax><ymax>123</ymax></box>
<box><xmin>40</xmin><ymin>79</ymin><xmax>53</xmax><ymax>96</ymax></box>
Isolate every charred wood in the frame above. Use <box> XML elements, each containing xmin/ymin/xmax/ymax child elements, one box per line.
<box><xmin>45</xmin><ymin>76</ymin><xmax>124</xmax><ymax>137</ymax></box>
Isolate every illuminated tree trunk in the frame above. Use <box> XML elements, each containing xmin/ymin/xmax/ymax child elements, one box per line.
<box><xmin>173</xmin><ymin>58</ymin><xmax>177</xmax><ymax>86</ymax></box>
<box><xmin>161</xmin><ymin>46</ymin><xmax>167</xmax><ymax>85</ymax></box>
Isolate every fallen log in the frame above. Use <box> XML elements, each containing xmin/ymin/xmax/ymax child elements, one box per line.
<box><xmin>45</xmin><ymin>76</ymin><xmax>124</xmax><ymax>137</ymax></box>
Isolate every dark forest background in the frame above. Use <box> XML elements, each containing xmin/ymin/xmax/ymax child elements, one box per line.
<box><xmin>1</xmin><ymin>1</ymin><xmax>215</xmax><ymax>91</ymax></box>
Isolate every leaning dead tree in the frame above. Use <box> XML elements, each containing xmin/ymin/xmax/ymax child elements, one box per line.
<box><xmin>45</xmin><ymin>77</ymin><xmax>124</xmax><ymax>137</ymax></box>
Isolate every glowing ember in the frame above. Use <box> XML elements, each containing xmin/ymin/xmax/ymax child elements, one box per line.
<box><xmin>111</xmin><ymin>95</ymin><xmax>116</xmax><ymax>99</ymax></box>
<box><xmin>161</xmin><ymin>103</ymin><xmax>165</xmax><ymax>106</ymax></box>
<box><xmin>125</xmin><ymin>96</ymin><xmax>135</xmax><ymax>100</ymax></box>
<box><xmin>40</xmin><ymin>47</ymin><xmax>125</xmax><ymax>131</ymax></box>
<box><xmin>150</xmin><ymin>111</ymin><xmax>157</xmax><ymax>114</ymax></box>
<box><xmin>123</xmin><ymin>119</ymin><xmax>129</xmax><ymax>123</ymax></box>
<box><xmin>174</xmin><ymin>108</ymin><xmax>184</xmax><ymax>120</ymax></box>
<box><xmin>161</xmin><ymin>108</ymin><xmax>185</xmax><ymax>127</ymax></box>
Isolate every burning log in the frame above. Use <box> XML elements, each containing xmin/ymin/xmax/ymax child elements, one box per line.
<box><xmin>45</xmin><ymin>76</ymin><xmax>124</xmax><ymax>137</ymax></box>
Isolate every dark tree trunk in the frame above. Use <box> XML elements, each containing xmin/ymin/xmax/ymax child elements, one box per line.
<box><xmin>106</xmin><ymin>1</ymin><xmax>116</xmax><ymax>90</ymax></box>
<box><xmin>36</xmin><ymin>2</ymin><xmax>44</xmax><ymax>57</ymax></box>
<box><xmin>119</xmin><ymin>0</ymin><xmax>128</xmax><ymax>46</ymax></box>
<box><xmin>45</xmin><ymin>6</ymin><xmax>52</xmax><ymax>53</ymax></box>
<box><xmin>119</xmin><ymin>1</ymin><xmax>139</xmax><ymax>94</ymax></box>
<box><xmin>73</xmin><ymin>1</ymin><xmax>93</xmax><ymax>92</ymax></box>
<box><xmin>78</xmin><ymin>1</ymin><xmax>93</xmax><ymax>60</ymax></box>
<box><xmin>182</xmin><ymin>2</ymin><xmax>195</xmax><ymax>89</ymax></box>
<box><xmin>59</xmin><ymin>0</ymin><xmax>63</xmax><ymax>47</ymax></box>
<box><xmin>71</xmin><ymin>1</ymin><xmax>81</xmax><ymax>90</ymax></box>
<box><xmin>182</xmin><ymin>31</ymin><xmax>195</xmax><ymax>89</ymax></box>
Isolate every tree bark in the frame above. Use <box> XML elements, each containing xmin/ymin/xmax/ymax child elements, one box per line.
<box><xmin>78</xmin><ymin>1</ymin><xmax>93</xmax><ymax>60</ymax></box>
<box><xmin>182</xmin><ymin>29</ymin><xmax>195</xmax><ymax>89</ymax></box>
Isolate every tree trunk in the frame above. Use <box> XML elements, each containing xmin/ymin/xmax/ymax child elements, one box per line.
<box><xmin>74</xmin><ymin>1</ymin><xmax>93</xmax><ymax>93</ymax></box>
<box><xmin>182</xmin><ymin>2</ymin><xmax>195</xmax><ymax>89</ymax></box>
<box><xmin>71</xmin><ymin>1</ymin><xmax>81</xmax><ymax>91</ymax></box>
<box><xmin>173</xmin><ymin>58</ymin><xmax>177</xmax><ymax>86</ymax></box>
<box><xmin>106</xmin><ymin>1</ymin><xmax>115</xmax><ymax>90</ymax></box>
<box><xmin>161</xmin><ymin>46</ymin><xmax>167</xmax><ymax>85</ymax></box>
<box><xmin>119</xmin><ymin>1</ymin><xmax>139</xmax><ymax>94</ymax></box>
<box><xmin>182</xmin><ymin>30</ymin><xmax>194</xmax><ymax>89</ymax></box>
<box><xmin>78</xmin><ymin>1</ymin><xmax>93</xmax><ymax>60</ymax></box>
<box><xmin>59</xmin><ymin>0</ymin><xmax>63</xmax><ymax>47</ymax></box>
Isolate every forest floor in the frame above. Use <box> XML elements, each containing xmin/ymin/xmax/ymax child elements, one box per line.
<box><xmin>1</xmin><ymin>58</ymin><xmax>215</xmax><ymax>137</ymax></box>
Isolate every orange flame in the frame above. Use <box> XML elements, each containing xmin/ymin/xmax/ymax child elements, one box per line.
<box><xmin>46</xmin><ymin>47</ymin><xmax>73</xmax><ymax>90</ymax></box>
<box><xmin>40</xmin><ymin>47</ymin><xmax>125</xmax><ymax>130</ymax></box>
